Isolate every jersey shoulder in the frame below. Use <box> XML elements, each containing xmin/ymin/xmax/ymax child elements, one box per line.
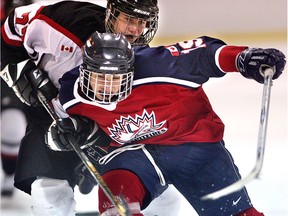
<box><xmin>40</xmin><ymin>1</ymin><xmax>106</xmax><ymax>43</ymax></box>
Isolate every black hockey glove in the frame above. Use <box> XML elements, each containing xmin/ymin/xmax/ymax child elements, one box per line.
<box><xmin>74</xmin><ymin>146</ymin><xmax>108</xmax><ymax>194</ymax></box>
<box><xmin>46</xmin><ymin>115</ymin><xmax>111</xmax><ymax>151</ymax></box>
<box><xmin>47</xmin><ymin>116</ymin><xmax>97</xmax><ymax>151</ymax></box>
<box><xmin>0</xmin><ymin>59</ymin><xmax>58</xmax><ymax>106</ymax></box>
<box><xmin>237</xmin><ymin>48</ymin><xmax>286</xmax><ymax>83</ymax></box>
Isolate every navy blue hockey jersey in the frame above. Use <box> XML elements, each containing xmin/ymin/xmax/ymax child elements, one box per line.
<box><xmin>58</xmin><ymin>36</ymin><xmax>247</xmax><ymax>146</ymax></box>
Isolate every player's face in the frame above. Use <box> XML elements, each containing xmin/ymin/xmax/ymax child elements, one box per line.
<box><xmin>90</xmin><ymin>73</ymin><xmax>123</xmax><ymax>102</ymax></box>
<box><xmin>113</xmin><ymin>12</ymin><xmax>147</xmax><ymax>43</ymax></box>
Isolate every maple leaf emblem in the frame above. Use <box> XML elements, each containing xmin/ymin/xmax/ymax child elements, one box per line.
<box><xmin>108</xmin><ymin>110</ymin><xmax>167</xmax><ymax>144</ymax></box>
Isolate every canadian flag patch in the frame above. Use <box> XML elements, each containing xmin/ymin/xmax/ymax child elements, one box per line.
<box><xmin>61</xmin><ymin>45</ymin><xmax>73</xmax><ymax>52</ymax></box>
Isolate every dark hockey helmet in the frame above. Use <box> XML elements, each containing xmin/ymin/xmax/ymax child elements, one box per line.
<box><xmin>105</xmin><ymin>0</ymin><xmax>159</xmax><ymax>46</ymax></box>
<box><xmin>80</xmin><ymin>31</ymin><xmax>134</xmax><ymax>104</ymax></box>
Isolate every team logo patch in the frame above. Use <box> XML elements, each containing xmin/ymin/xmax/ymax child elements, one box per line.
<box><xmin>61</xmin><ymin>45</ymin><xmax>73</xmax><ymax>52</ymax></box>
<box><xmin>108</xmin><ymin>110</ymin><xmax>167</xmax><ymax>144</ymax></box>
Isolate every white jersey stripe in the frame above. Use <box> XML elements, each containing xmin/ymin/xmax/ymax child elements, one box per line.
<box><xmin>133</xmin><ymin>77</ymin><xmax>201</xmax><ymax>88</ymax></box>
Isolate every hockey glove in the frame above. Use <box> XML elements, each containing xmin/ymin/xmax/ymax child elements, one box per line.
<box><xmin>46</xmin><ymin>115</ymin><xmax>111</xmax><ymax>151</ymax></box>
<box><xmin>47</xmin><ymin>116</ymin><xmax>98</xmax><ymax>151</ymax></box>
<box><xmin>237</xmin><ymin>48</ymin><xmax>286</xmax><ymax>83</ymax></box>
<box><xmin>74</xmin><ymin>146</ymin><xmax>108</xmax><ymax>194</ymax></box>
<box><xmin>0</xmin><ymin>59</ymin><xmax>58</xmax><ymax>106</ymax></box>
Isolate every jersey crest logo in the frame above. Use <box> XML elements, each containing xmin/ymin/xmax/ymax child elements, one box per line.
<box><xmin>108</xmin><ymin>109</ymin><xmax>167</xmax><ymax>144</ymax></box>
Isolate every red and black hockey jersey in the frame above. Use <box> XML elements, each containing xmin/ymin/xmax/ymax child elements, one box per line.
<box><xmin>1</xmin><ymin>1</ymin><xmax>106</xmax><ymax>87</ymax></box>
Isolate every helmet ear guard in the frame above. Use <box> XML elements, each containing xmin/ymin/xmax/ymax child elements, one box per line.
<box><xmin>80</xmin><ymin>32</ymin><xmax>134</xmax><ymax>105</ymax></box>
<box><xmin>105</xmin><ymin>0</ymin><xmax>159</xmax><ymax>46</ymax></box>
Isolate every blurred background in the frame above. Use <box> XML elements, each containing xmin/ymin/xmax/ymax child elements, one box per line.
<box><xmin>1</xmin><ymin>0</ymin><xmax>287</xmax><ymax>215</ymax></box>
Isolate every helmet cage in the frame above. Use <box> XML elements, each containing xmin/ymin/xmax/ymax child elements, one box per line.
<box><xmin>79</xmin><ymin>65</ymin><xmax>134</xmax><ymax>104</ymax></box>
<box><xmin>105</xmin><ymin>1</ymin><xmax>158</xmax><ymax>46</ymax></box>
<box><xmin>80</xmin><ymin>31</ymin><xmax>134</xmax><ymax>104</ymax></box>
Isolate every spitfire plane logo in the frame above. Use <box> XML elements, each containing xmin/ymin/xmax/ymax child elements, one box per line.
<box><xmin>108</xmin><ymin>110</ymin><xmax>167</xmax><ymax>144</ymax></box>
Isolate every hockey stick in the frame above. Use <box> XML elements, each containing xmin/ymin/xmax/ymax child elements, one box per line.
<box><xmin>201</xmin><ymin>67</ymin><xmax>274</xmax><ymax>200</ymax></box>
<box><xmin>37</xmin><ymin>91</ymin><xmax>130</xmax><ymax>216</ymax></box>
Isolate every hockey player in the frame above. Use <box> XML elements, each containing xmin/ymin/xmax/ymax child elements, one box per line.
<box><xmin>49</xmin><ymin>32</ymin><xmax>285</xmax><ymax>215</ymax></box>
<box><xmin>0</xmin><ymin>0</ymin><xmax>31</xmax><ymax>197</ymax></box>
<box><xmin>1</xmin><ymin>1</ymin><xmax>182</xmax><ymax>215</ymax></box>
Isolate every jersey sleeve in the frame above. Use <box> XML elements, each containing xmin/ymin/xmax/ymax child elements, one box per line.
<box><xmin>1</xmin><ymin>2</ymin><xmax>49</xmax><ymax>69</ymax></box>
<box><xmin>173</xmin><ymin>36</ymin><xmax>248</xmax><ymax>79</ymax></box>
<box><xmin>214</xmin><ymin>45</ymin><xmax>248</xmax><ymax>72</ymax></box>
<box><xmin>133</xmin><ymin>36</ymin><xmax>248</xmax><ymax>85</ymax></box>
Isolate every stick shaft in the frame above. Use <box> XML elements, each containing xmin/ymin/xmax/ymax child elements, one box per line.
<box><xmin>201</xmin><ymin>67</ymin><xmax>274</xmax><ymax>200</ymax></box>
<box><xmin>37</xmin><ymin>91</ymin><xmax>129</xmax><ymax>216</ymax></box>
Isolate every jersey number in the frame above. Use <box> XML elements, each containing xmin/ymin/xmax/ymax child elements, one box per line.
<box><xmin>165</xmin><ymin>38</ymin><xmax>206</xmax><ymax>56</ymax></box>
<box><xmin>15</xmin><ymin>12</ymin><xmax>30</xmax><ymax>35</ymax></box>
